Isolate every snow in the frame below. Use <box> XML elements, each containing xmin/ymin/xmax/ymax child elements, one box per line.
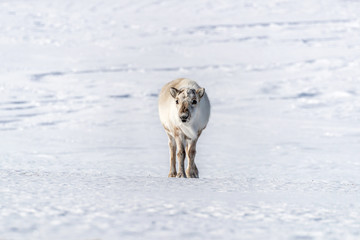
<box><xmin>1</xmin><ymin>0</ymin><xmax>360</xmax><ymax>239</ymax></box>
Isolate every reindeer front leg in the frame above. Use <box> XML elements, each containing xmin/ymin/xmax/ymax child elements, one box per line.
<box><xmin>175</xmin><ymin>136</ymin><xmax>186</xmax><ymax>178</ymax></box>
<box><xmin>167</xmin><ymin>134</ymin><xmax>177</xmax><ymax>177</ymax></box>
<box><xmin>186</xmin><ymin>139</ymin><xmax>199</xmax><ymax>178</ymax></box>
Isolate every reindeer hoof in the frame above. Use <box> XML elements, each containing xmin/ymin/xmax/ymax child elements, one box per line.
<box><xmin>176</xmin><ymin>171</ymin><xmax>186</xmax><ymax>178</ymax></box>
<box><xmin>168</xmin><ymin>171</ymin><xmax>177</xmax><ymax>178</ymax></box>
<box><xmin>186</xmin><ymin>166</ymin><xmax>199</xmax><ymax>178</ymax></box>
<box><xmin>186</xmin><ymin>172</ymin><xmax>199</xmax><ymax>178</ymax></box>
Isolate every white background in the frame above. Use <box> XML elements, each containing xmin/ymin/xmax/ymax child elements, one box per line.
<box><xmin>1</xmin><ymin>0</ymin><xmax>360</xmax><ymax>239</ymax></box>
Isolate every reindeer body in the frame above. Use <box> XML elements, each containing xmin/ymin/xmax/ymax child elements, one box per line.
<box><xmin>158</xmin><ymin>78</ymin><xmax>210</xmax><ymax>178</ymax></box>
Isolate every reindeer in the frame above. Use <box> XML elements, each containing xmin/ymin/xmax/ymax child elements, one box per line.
<box><xmin>158</xmin><ymin>78</ymin><xmax>210</xmax><ymax>178</ymax></box>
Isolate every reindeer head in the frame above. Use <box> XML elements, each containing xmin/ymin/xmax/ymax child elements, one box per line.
<box><xmin>170</xmin><ymin>87</ymin><xmax>205</xmax><ymax>123</ymax></box>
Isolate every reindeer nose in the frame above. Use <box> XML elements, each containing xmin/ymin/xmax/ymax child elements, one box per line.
<box><xmin>180</xmin><ymin>115</ymin><xmax>188</xmax><ymax>122</ymax></box>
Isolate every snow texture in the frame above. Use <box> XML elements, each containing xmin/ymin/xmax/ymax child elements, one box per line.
<box><xmin>1</xmin><ymin>0</ymin><xmax>360</xmax><ymax>239</ymax></box>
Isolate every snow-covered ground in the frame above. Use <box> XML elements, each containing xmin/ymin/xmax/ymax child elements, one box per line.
<box><xmin>1</xmin><ymin>0</ymin><xmax>360</xmax><ymax>239</ymax></box>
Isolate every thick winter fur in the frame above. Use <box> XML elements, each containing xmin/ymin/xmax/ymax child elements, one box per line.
<box><xmin>158</xmin><ymin>78</ymin><xmax>210</xmax><ymax>178</ymax></box>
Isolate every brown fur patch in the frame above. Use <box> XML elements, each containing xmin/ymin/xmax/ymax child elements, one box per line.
<box><xmin>174</xmin><ymin>127</ymin><xmax>181</xmax><ymax>137</ymax></box>
<box><xmin>162</xmin><ymin>124</ymin><xmax>170</xmax><ymax>132</ymax></box>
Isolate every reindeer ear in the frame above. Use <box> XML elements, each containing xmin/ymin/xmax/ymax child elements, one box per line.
<box><xmin>170</xmin><ymin>87</ymin><xmax>179</xmax><ymax>98</ymax></box>
<box><xmin>196</xmin><ymin>88</ymin><xmax>205</xmax><ymax>98</ymax></box>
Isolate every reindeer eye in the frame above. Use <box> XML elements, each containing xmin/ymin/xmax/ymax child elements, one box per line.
<box><xmin>192</xmin><ymin>100</ymin><xmax>197</xmax><ymax>105</ymax></box>
<box><xmin>175</xmin><ymin>100</ymin><xmax>179</xmax><ymax>104</ymax></box>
